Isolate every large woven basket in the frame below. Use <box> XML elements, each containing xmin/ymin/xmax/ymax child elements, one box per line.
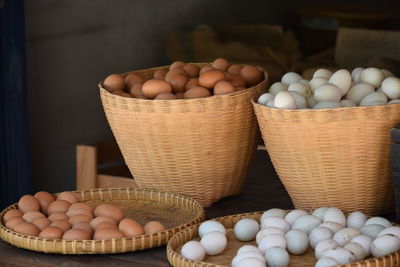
<box><xmin>0</xmin><ymin>188</ymin><xmax>204</xmax><ymax>254</ymax></box>
<box><xmin>99</xmin><ymin>64</ymin><xmax>267</xmax><ymax>206</ymax></box>
<box><xmin>167</xmin><ymin>211</ymin><xmax>400</xmax><ymax>267</ymax></box>
<box><xmin>252</xmin><ymin>100</ymin><xmax>400</xmax><ymax>215</ymax></box>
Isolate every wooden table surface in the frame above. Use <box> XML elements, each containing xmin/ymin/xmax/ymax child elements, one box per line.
<box><xmin>0</xmin><ymin>150</ymin><xmax>293</xmax><ymax>266</ymax></box>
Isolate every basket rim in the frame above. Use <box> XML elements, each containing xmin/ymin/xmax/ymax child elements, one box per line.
<box><xmin>0</xmin><ymin>187</ymin><xmax>205</xmax><ymax>254</ymax></box>
<box><xmin>166</xmin><ymin>210</ymin><xmax>400</xmax><ymax>267</ymax></box>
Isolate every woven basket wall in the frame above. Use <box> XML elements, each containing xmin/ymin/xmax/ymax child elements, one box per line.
<box><xmin>253</xmin><ymin>100</ymin><xmax>400</xmax><ymax>215</ymax></box>
<box><xmin>99</xmin><ymin>64</ymin><xmax>267</xmax><ymax>207</ymax></box>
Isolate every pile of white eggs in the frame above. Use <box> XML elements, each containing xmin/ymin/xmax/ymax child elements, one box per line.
<box><xmin>257</xmin><ymin>67</ymin><xmax>400</xmax><ymax>109</ymax></box>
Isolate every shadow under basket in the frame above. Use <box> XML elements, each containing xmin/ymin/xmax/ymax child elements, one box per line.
<box><xmin>99</xmin><ymin>64</ymin><xmax>267</xmax><ymax>207</ymax></box>
<box><xmin>252</xmin><ymin>99</ymin><xmax>400</xmax><ymax>215</ymax></box>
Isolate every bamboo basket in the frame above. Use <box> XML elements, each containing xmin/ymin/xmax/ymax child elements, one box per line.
<box><xmin>99</xmin><ymin>64</ymin><xmax>267</xmax><ymax>207</ymax></box>
<box><xmin>0</xmin><ymin>188</ymin><xmax>204</xmax><ymax>254</ymax></box>
<box><xmin>167</xmin><ymin>211</ymin><xmax>400</xmax><ymax>267</ymax></box>
<box><xmin>252</xmin><ymin>100</ymin><xmax>400</xmax><ymax>215</ymax></box>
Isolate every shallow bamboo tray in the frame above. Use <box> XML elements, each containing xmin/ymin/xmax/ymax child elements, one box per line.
<box><xmin>167</xmin><ymin>211</ymin><xmax>400</xmax><ymax>267</ymax></box>
<box><xmin>0</xmin><ymin>187</ymin><xmax>205</xmax><ymax>254</ymax></box>
<box><xmin>99</xmin><ymin>63</ymin><xmax>268</xmax><ymax>207</ymax></box>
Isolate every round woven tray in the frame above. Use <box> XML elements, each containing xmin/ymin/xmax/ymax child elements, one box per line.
<box><xmin>0</xmin><ymin>187</ymin><xmax>205</xmax><ymax>254</ymax></box>
<box><xmin>167</xmin><ymin>211</ymin><xmax>400</xmax><ymax>267</ymax></box>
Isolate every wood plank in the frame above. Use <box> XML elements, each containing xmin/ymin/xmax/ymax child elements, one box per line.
<box><xmin>97</xmin><ymin>175</ymin><xmax>137</xmax><ymax>188</ymax></box>
<box><xmin>76</xmin><ymin>145</ymin><xmax>97</xmax><ymax>190</ymax></box>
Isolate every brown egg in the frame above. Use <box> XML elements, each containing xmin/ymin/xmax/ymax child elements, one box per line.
<box><xmin>69</xmin><ymin>214</ymin><xmax>93</xmax><ymax>225</ymax></box>
<box><xmin>94</xmin><ymin>228</ymin><xmax>124</xmax><ymax>240</ymax></box>
<box><xmin>240</xmin><ymin>65</ymin><xmax>263</xmax><ymax>87</ymax></box>
<box><xmin>144</xmin><ymin>221</ymin><xmax>165</xmax><ymax>235</ymax></box>
<box><xmin>175</xmin><ymin>92</ymin><xmax>184</xmax><ymax>99</ymax></box>
<box><xmin>94</xmin><ymin>204</ymin><xmax>124</xmax><ymax>222</ymax></box>
<box><xmin>153</xmin><ymin>69</ymin><xmax>168</xmax><ymax>80</ymax></box>
<box><xmin>66</xmin><ymin>208</ymin><xmax>93</xmax><ymax>218</ymax></box>
<box><xmin>57</xmin><ymin>191</ymin><xmax>79</xmax><ymax>204</ymax></box>
<box><xmin>63</xmin><ymin>229</ymin><xmax>91</xmax><ymax>240</ymax></box>
<box><xmin>47</xmin><ymin>200</ymin><xmax>71</xmax><ymax>214</ymax></box>
<box><xmin>199</xmin><ymin>66</ymin><xmax>214</xmax><ymax>74</ymax></box>
<box><xmin>211</xmin><ymin>58</ymin><xmax>230</xmax><ymax>71</ymax></box>
<box><xmin>39</xmin><ymin>226</ymin><xmax>64</xmax><ymax>239</ymax></box>
<box><xmin>73</xmin><ymin>222</ymin><xmax>94</xmax><ymax>235</ymax></box>
<box><xmin>142</xmin><ymin>79</ymin><xmax>172</xmax><ymax>99</ymax></box>
<box><xmin>214</xmin><ymin>80</ymin><xmax>236</xmax><ymax>95</ymax></box>
<box><xmin>3</xmin><ymin>209</ymin><xmax>23</xmax><ymax>222</ymax></box>
<box><xmin>184</xmin><ymin>87</ymin><xmax>211</xmax><ymax>99</ymax></box>
<box><xmin>154</xmin><ymin>92</ymin><xmax>177</xmax><ymax>100</ymax></box>
<box><xmin>128</xmin><ymin>83</ymin><xmax>143</xmax><ymax>97</ymax></box>
<box><xmin>5</xmin><ymin>217</ymin><xmax>25</xmax><ymax>230</ymax></box>
<box><xmin>227</xmin><ymin>64</ymin><xmax>243</xmax><ymax>75</ymax></box>
<box><xmin>90</xmin><ymin>216</ymin><xmax>118</xmax><ymax>229</ymax></box>
<box><xmin>18</xmin><ymin>195</ymin><xmax>40</xmax><ymax>213</ymax></box>
<box><xmin>186</xmin><ymin>78</ymin><xmax>200</xmax><ymax>90</ymax></box>
<box><xmin>119</xmin><ymin>218</ymin><xmax>144</xmax><ymax>237</ymax></box>
<box><xmin>48</xmin><ymin>212</ymin><xmax>69</xmax><ymax>222</ymax></box>
<box><xmin>103</xmin><ymin>74</ymin><xmax>125</xmax><ymax>92</ymax></box>
<box><xmin>22</xmin><ymin>211</ymin><xmax>45</xmax><ymax>223</ymax></box>
<box><xmin>165</xmin><ymin>68</ymin><xmax>188</xmax><ymax>83</ymax></box>
<box><xmin>96</xmin><ymin>222</ymin><xmax>118</xmax><ymax>231</ymax></box>
<box><xmin>170</xmin><ymin>61</ymin><xmax>186</xmax><ymax>70</ymax></box>
<box><xmin>34</xmin><ymin>191</ymin><xmax>55</xmax><ymax>214</ymax></box>
<box><xmin>183</xmin><ymin>64</ymin><xmax>200</xmax><ymax>78</ymax></box>
<box><xmin>136</xmin><ymin>95</ymin><xmax>148</xmax><ymax>99</ymax></box>
<box><xmin>13</xmin><ymin>222</ymin><xmax>40</xmax><ymax>236</ymax></box>
<box><xmin>113</xmin><ymin>89</ymin><xmax>133</xmax><ymax>97</ymax></box>
<box><xmin>199</xmin><ymin>70</ymin><xmax>227</xmax><ymax>89</ymax></box>
<box><xmin>69</xmin><ymin>203</ymin><xmax>93</xmax><ymax>213</ymax></box>
<box><xmin>170</xmin><ymin>74</ymin><xmax>188</xmax><ymax>93</ymax></box>
<box><xmin>50</xmin><ymin>220</ymin><xmax>72</xmax><ymax>232</ymax></box>
<box><xmin>236</xmin><ymin>87</ymin><xmax>246</xmax><ymax>91</ymax></box>
<box><xmin>32</xmin><ymin>217</ymin><xmax>51</xmax><ymax>231</ymax></box>
<box><xmin>124</xmin><ymin>74</ymin><xmax>144</xmax><ymax>88</ymax></box>
<box><xmin>228</xmin><ymin>74</ymin><xmax>246</xmax><ymax>87</ymax></box>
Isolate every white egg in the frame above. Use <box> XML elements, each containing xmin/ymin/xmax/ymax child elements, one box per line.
<box><xmin>298</xmin><ymin>79</ymin><xmax>310</xmax><ymax>87</ymax></box>
<box><xmin>312</xmin><ymin>101</ymin><xmax>341</xmax><ymax>109</ymax></box>
<box><xmin>285</xmin><ymin>209</ymin><xmax>308</xmax><ymax>225</ymax></box>
<box><xmin>256</xmin><ymin>227</ymin><xmax>286</xmax><ymax>245</ymax></box>
<box><xmin>319</xmin><ymin>222</ymin><xmax>344</xmax><ymax>233</ymax></box>
<box><xmin>288</xmin><ymin>82</ymin><xmax>309</xmax><ymax>97</ymax></box>
<box><xmin>360</xmin><ymin>224</ymin><xmax>385</xmax><ymax>239</ymax></box>
<box><xmin>267</xmin><ymin>100</ymin><xmax>275</xmax><ymax>107</ymax></box>
<box><xmin>237</xmin><ymin>244</ymin><xmax>263</xmax><ymax>255</ymax></box>
<box><xmin>351</xmin><ymin>67</ymin><xmax>364</xmax><ymax>83</ymax></box>
<box><xmin>261</xmin><ymin>216</ymin><xmax>290</xmax><ymax>232</ymax></box>
<box><xmin>269</xmin><ymin>82</ymin><xmax>288</xmax><ymax>95</ymax></box>
<box><xmin>258</xmin><ymin>93</ymin><xmax>275</xmax><ymax>106</ymax></box>
<box><xmin>346</xmin><ymin>83</ymin><xmax>375</xmax><ymax>104</ymax></box>
<box><xmin>313</xmin><ymin>69</ymin><xmax>333</xmax><ymax>79</ymax></box>
<box><xmin>285</xmin><ymin>229</ymin><xmax>309</xmax><ymax>255</ymax></box>
<box><xmin>232</xmin><ymin>251</ymin><xmax>265</xmax><ymax>266</ymax></box>
<box><xmin>315</xmin><ymin>239</ymin><xmax>339</xmax><ymax>259</ymax></box>
<box><xmin>360</xmin><ymin>67</ymin><xmax>384</xmax><ymax>88</ymax></box>
<box><xmin>274</xmin><ymin>91</ymin><xmax>297</xmax><ymax>109</ymax></box>
<box><xmin>309</xmin><ymin>227</ymin><xmax>334</xmax><ymax>249</ymax></box>
<box><xmin>264</xmin><ymin>247</ymin><xmax>290</xmax><ymax>267</ymax></box>
<box><xmin>290</xmin><ymin>92</ymin><xmax>308</xmax><ymax>109</ymax></box>
<box><xmin>315</xmin><ymin>257</ymin><xmax>339</xmax><ymax>267</ymax></box>
<box><xmin>234</xmin><ymin>218</ymin><xmax>260</xmax><ymax>241</ymax></box>
<box><xmin>378</xmin><ymin>226</ymin><xmax>400</xmax><ymax>240</ymax></box>
<box><xmin>292</xmin><ymin>215</ymin><xmax>322</xmax><ymax>234</ymax></box>
<box><xmin>351</xmin><ymin>234</ymin><xmax>372</xmax><ymax>257</ymax></box>
<box><xmin>312</xmin><ymin>207</ymin><xmax>330</xmax><ymax>220</ymax></box>
<box><xmin>200</xmin><ymin>231</ymin><xmax>227</xmax><ymax>255</ymax></box>
<box><xmin>258</xmin><ymin>234</ymin><xmax>286</xmax><ymax>253</ymax></box>
<box><xmin>329</xmin><ymin>69</ymin><xmax>352</xmax><ymax>96</ymax></box>
<box><xmin>344</xmin><ymin>242</ymin><xmax>366</xmax><ymax>261</ymax></box>
<box><xmin>381</xmin><ymin>77</ymin><xmax>400</xmax><ymax>99</ymax></box>
<box><xmin>321</xmin><ymin>247</ymin><xmax>356</xmax><ymax>265</ymax></box>
<box><xmin>340</xmin><ymin>99</ymin><xmax>356</xmax><ymax>107</ymax></box>
<box><xmin>389</xmin><ymin>99</ymin><xmax>400</xmax><ymax>104</ymax></box>
<box><xmin>310</xmin><ymin>77</ymin><xmax>329</xmax><ymax>92</ymax></box>
<box><xmin>360</xmin><ymin>92</ymin><xmax>388</xmax><ymax>106</ymax></box>
<box><xmin>333</xmin><ymin>227</ymin><xmax>360</xmax><ymax>246</ymax></box>
<box><xmin>307</xmin><ymin>95</ymin><xmax>317</xmax><ymax>108</ymax></box>
<box><xmin>381</xmin><ymin>69</ymin><xmax>394</xmax><ymax>78</ymax></box>
<box><xmin>324</xmin><ymin>207</ymin><xmax>346</xmax><ymax>226</ymax></box>
<box><xmin>235</xmin><ymin>257</ymin><xmax>266</xmax><ymax>267</ymax></box>
<box><xmin>314</xmin><ymin>84</ymin><xmax>342</xmax><ymax>102</ymax></box>
<box><xmin>198</xmin><ymin>220</ymin><xmax>226</xmax><ymax>238</ymax></box>
<box><xmin>365</xmin><ymin>217</ymin><xmax>392</xmax><ymax>228</ymax></box>
<box><xmin>281</xmin><ymin>72</ymin><xmax>302</xmax><ymax>85</ymax></box>
<box><xmin>261</xmin><ymin>208</ymin><xmax>286</xmax><ymax>220</ymax></box>
<box><xmin>180</xmin><ymin>240</ymin><xmax>206</xmax><ymax>261</ymax></box>
<box><xmin>371</xmin><ymin>234</ymin><xmax>400</xmax><ymax>257</ymax></box>
<box><xmin>347</xmin><ymin>211</ymin><xmax>367</xmax><ymax>229</ymax></box>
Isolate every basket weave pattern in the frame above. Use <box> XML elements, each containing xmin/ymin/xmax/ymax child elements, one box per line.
<box><xmin>100</xmin><ymin>65</ymin><xmax>267</xmax><ymax>206</ymax></box>
<box><xmin>253</xmin><ymin>101</ymin><xmax>400</xmax><ymax>215</ymax></box>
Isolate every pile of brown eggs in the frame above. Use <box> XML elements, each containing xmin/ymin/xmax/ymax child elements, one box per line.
<box><xmin>2</xmin><ymin>191</ymin><xmax>165</xmax><ymax>240</ymax></box>
<box><xmin>102</xmin><ymin>58</ymin><xmax>265</xmax><ymax>100</ymax></box>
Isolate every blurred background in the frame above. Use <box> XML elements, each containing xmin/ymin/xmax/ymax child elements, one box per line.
<box><xmin>1</xmin><ymin>0</ymin><xmax>400</xmax><ymax>208</ymax></box>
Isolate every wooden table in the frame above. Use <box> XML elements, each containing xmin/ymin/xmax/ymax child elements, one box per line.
<box><xmin>0</xmin><ymin>150</ymin><xmax>293</xmax><ymax>266</ymax></box>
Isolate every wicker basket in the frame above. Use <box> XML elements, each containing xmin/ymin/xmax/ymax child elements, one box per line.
<box><xmin>0</xmin><ymin>188</ymin><xmax>204</xmax><ymax>254</ymax></box>
<box><xmin>99</xmin><ymin>64</ymin><xmax>267</xmax><ymax>207</ymax></box>
<box><xmin>252</xmin><ymin>100</ymin><xmax>400</xmax><ymax>215</ymax></box>
<box><xmin>167</xmin><ymin>211</ymin><xmax>400</xmax><ymax>267</ymax></box>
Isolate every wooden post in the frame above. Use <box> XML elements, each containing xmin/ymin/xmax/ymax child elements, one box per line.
<box><xmin>76</xmin><ymin>145</ymin><xmax>97</xmax><ymax>190</ymax></box>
